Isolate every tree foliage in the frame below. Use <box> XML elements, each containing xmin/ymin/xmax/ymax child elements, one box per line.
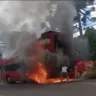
<box><xmin>75</xmin><ymin>0</ymin><xmax>95</xmax><ymax>9</ymax></box>
<box><xmin>85</xmin><ymin>28</ymin><xmax>96</xmax><ymax>60</ymax></box>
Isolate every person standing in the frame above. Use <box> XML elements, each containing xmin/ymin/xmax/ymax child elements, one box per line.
<box><xmin>75</xmin><ymin>60</ymin><xmax>85</xmax><ymax>79</ymax></box>
<box><xmin>61</xmin><ymin>65</ymin><xmax>69</xmax><ymax>82</ymax></box>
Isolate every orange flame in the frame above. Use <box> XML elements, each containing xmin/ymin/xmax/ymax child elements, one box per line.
<box><xmin>28</xmin><ymin>62</ymin><xmax>47</xmax><ymax>83</ymax></box>
<box><xmin>26</xmin><ymin>42</ymin><xmax>73</xmax><ymax>84</ymax></box>
<box><xmin>27</xmin><ymin>62</ymin><xmax>73</xmax><ymax>84</ymax></box>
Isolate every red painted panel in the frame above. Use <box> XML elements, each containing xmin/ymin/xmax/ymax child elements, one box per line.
<box><xmin>41</xmin><ymin>31</ymin><xmax>57</xmax><ymax>52</ymax></box>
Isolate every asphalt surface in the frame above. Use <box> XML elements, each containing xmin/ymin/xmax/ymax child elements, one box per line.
<box><xmin>0</xmin><ymin>80</ymin><xmax>96</xmax><ymax>96</ymax></box>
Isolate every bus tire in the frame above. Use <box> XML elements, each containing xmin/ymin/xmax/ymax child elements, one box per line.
<box><xmin>11</xmin><ymin>81</ymin><xmax>16</xmax><ymax>84</ymax></box>
<box><xmin>6</xmin><ymin>76</ymin><xmax>16</xmax><ymax>84</ymax></box>
<box><xmin>23</xmin><ymin>80</ymin><xmax>27</xmax><ymax>83</ymax></box>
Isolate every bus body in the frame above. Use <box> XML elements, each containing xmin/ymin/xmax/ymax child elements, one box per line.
<box><xmin>0</xmin><ymin>30</ymin><xmax>73</xmax><ymax>82</ymax></box>
<box><xmin>0</xmin><ymin>58</ymin><xmax>30</xmax><ymax>83</ymax></box>
<box><xmin>39</xmin><ymin>31</ymin><xmax>89</xmax><ymax>78</ymax></box>
<box><xmin>1</xmin><ymin>63</ymin><xmax>21</xmax><ymax>82</ymax></box>
<box><xmin>0</xmin><ymin>30</ymin><xmax>89</xmax><ymax>82</ymax></box>
<box><xmin>39</xmin><ymin>31</ymin><xmax>74</xmax><ymax>78</ymax></box>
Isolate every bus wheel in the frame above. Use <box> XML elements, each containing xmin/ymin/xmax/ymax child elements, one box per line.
<box><xmin>23</xmin><ymin>80</ymin><xmax>27</xmax><ymax>83</ymax></box>
<box><xmin>11</xmin><ymin>81</ymin><xmax>16</xmax><ymax>84</ymax></box>
<box><xmin>6</xmin><ymin>76</ymin><xmax>11</xmax><ymax>84</ymax></box>
<box><xmin>6</xmin><ymin>76</ymin><xmax>15</xmax><ymax>84</ymax></box>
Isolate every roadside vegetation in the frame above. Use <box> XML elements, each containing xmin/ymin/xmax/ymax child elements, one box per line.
<box><xmin>85</xmin><ymin>28</ymin><xmax>96</xmax><ymax>79</ymax></box>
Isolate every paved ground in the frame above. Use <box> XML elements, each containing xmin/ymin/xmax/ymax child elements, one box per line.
<box><xmin>0</xmin><ymin>80</ymin><xmax>96</xmax><ymax>96</ymax></box>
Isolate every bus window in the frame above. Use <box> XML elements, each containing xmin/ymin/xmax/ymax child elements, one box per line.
<box><xmin>4</xmin><ymin>64</ymin><xmax>20</xmax><ymax>71</ymax></box>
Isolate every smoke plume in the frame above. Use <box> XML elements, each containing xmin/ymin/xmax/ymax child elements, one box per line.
<box><xmin>0</xmin><ymin>1</ymin><xmax>75</xmax><ymax>63</ymax></box>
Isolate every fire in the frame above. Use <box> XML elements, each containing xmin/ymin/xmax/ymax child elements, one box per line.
<box><xmin>26</xmin><ymin>42</ymin><xmax>73</xmax><ymax>84</ymax></box>
<box><xmin>28</xmin><ymin>62</ymin><xmax>47</xmax><ymax>83</ymax></box>
<box><xmin>27</xmin><ymin>62</ymin><xmax>73</xmax><ymax>84</ymax></box>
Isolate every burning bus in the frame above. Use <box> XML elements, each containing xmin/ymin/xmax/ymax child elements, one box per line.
<box><xmin>0</xmin><ymin>30</ymin><xmax>73</xmax><ymax>84</ymax></box>
<box><xmin>25</xmin><ymin>30</ymin><xmax>75</xmax><ymax>83</ymax></box>
<box><xmin>26</xmin><ymin>30</ymin><xmax>90</xmax><ymax>83</ymax></box>
<box><xmin>0</xmin><ymin>30</ymin><xmax>89</xmax><ymax>84</ymax></box>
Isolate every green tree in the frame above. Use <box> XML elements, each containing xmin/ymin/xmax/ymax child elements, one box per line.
<box><xmin>85</xmin><ymin>28</ymin><xmax>96</xmax><ymax>60</ymax></box>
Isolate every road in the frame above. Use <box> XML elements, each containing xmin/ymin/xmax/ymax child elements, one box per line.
<box><xmin>0</xmin><ymin>80</ymin><xmax>96</xmax><ymax>96</ymax></box>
